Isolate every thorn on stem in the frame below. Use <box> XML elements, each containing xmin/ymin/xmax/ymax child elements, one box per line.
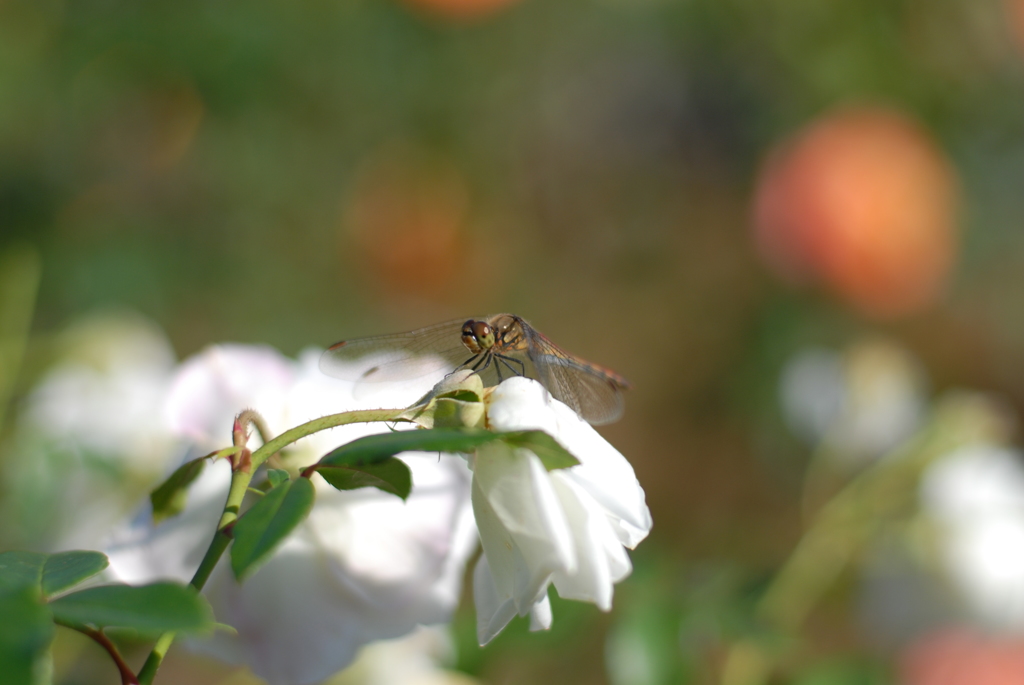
<box><xmin>232</xmin><ymin>448</ymin><xmax>252</xmax><ymax>473</ymax></box>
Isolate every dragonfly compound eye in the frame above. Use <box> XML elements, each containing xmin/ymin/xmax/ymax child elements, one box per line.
<box><xmin>461</xmin><ymin>320</ymin><xmax>495</xmax><ymax>353</ymax></box>
<box><xmin>460</xmin><ymin>320</ymin><xmax>481</xmax><ymax>353</ymax></box>
<box><xmin>472</xmin><ymin>321</ymin><xmax>495</xmax><ymax>349</ymax></box>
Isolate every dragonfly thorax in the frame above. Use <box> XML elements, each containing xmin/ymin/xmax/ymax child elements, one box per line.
<box><xmin>461</xmin><ymin>320</ymin><xmax>495</xmax><ymax>355</ymax></box>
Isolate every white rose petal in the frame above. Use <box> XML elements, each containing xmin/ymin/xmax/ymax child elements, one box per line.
<box><xmin>548</xmin><ymin>473</ymin><xmax>632</xmax><ymax>610</ymax></box>
<box><xmin>470</xmin><ymin>376</ymin><xmax>651</xmax><ymax>644</ymax></box>
<box><xmin>471</xmin><ymin>441</ymin><xmax>575</xmax><ymax>614</ymax></box>
<box><xmin>473</xmin><ymin>553</ymin><xmax>518</xmax><ymax>645</ymax></box>
<box><xmin>529</xmin><ymin>593</ymin><xmax>553</xmax><ymax>632</ymax></box>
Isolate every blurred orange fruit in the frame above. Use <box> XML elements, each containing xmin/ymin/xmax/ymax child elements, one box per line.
<box><xmin>344</xmin><ymin>145</ymin><xmax>470</xmax><ymax>298</ymax></box>
<box><xmin>901</xmin><ymin>628</ymin><xmax>1024</xmax><ymax>685</ymax></box>
<box><xmin>400</xmin><ymin>0</ymin><xmax>521</xmax><ymax>19</ymax></box>
<box><xmin>1006</xmin><ymin>0</ymin><xmax>1024</xmax><ymax>54</ymax></box>
<box><xmin>753</xmin><ymin>107</ymin><xmax>959</xmax><ymax>319</ymax></box>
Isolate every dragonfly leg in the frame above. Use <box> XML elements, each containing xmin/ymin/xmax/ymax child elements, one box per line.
<box><xmin>469</xmin><ymin>353</ymin><xmax>493</xmax><ymax>380</ymax></box>
<box><xmin>495</xmin><ymin>357</ymin><xmax>504</xmax><ymax>382</ymax></box>
<box><xmin>445</xmin><ymin>353</ymin><xmax>483</xmax><ymax>380</ymax></box>
<box><xmin>496</xmin><ymin>354</ymin><xmax>525</xmax><ymax>377</ymax></box>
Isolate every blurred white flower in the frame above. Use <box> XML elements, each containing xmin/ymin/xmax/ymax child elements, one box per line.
<box><xmin>26</xmin><ymin>315</ymin><xmax>177</xmax><ymax>459</ymax></box>
<box><xmin>470</xmin><ymin>377</ymin><xmax>651</xmax><ymax>645</ymax></box>
<box><xmin>327</xmin><ymin>626</ymin><xmax>479</xmax><ymax>685</ymax></box>
<box><xmin>921</xmin><ymin>443</ymin><xmax>1024</xmax><ymax>632</ymax></box>
<box><xmin>163</xmin><ymin>344</ymin><xmax>295</xmax><ymax>450</ymax></box>
<box><xmin>106</xmin><ymin>344</ymin><xmax>477</xmax><ymax>685</ymax></box>
<box><xmin>779</xmin><ymin>347</ymin><xmax>846</xmax><ymax>443</ymax></box>
<box><xmin>7</xmin><ymin>313</ymin><xmax>179</xmax><ymax>549</ymax></box>
<box><xmin>780</xmin><ymin>338</ymin><xmax>926</xmax><ymax>462</ymax></box>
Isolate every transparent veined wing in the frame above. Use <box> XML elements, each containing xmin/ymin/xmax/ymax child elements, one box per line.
<box><xmin>320</xmin><ymin>314</ymin><xmax>630</xmax><ymax>424</ymax></box>
<box><xmin>319</xmin><ymin>318</ymin><xmax>478</xmax><ymax>383</ymax></box>
<box><xmin>525</xmin><ymin>330</ymin><xmax>628</xmax><ymax>425</ymax></box>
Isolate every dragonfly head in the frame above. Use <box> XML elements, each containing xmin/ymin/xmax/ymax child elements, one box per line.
<box><xmin>461</xmin><ymin>319</ymin><xmax>495</xmax><ymax>354</ymax></box>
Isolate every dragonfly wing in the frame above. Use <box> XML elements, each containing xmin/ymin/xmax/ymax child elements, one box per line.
<box><xmin>528</xmin><ymin>334</ymin><xmax>626</xmax><ymax>425</ymax></box>
<box><xmin>319</xmin><ymin>318</ymin><xmax>475</xmax><ymax>383</ymax></box>
<box><xmin>539</xmin><ymin>356</ymin><xmax>625</xmax><ymax>425</ymax></box>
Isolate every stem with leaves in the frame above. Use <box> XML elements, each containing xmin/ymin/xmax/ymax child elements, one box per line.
<box><xmin>136</xmin><ymin>407</ymin><xmax>411</xmax><ymax>685</ymax></box>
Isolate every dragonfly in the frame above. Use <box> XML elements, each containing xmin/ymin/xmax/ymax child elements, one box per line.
<box><xmin>320</xmin><ymin>314</ymin><xmax>630</xmax><ymax>425</ymax></box>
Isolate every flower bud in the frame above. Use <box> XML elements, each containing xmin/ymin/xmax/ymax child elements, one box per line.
<box><xmin>404</xmin><ymin>370</ymin><xmax>486</xmax><ymax>428</ymax></box>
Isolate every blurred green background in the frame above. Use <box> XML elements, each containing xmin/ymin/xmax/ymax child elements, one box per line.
<box><xmin>3</xmin><ymin>0</ymin><xmax>1024</xmax><ymax>682</ymax></box>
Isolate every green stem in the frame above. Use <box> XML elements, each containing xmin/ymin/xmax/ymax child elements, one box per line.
<box><xmin>136</xmin><ymin>406</ymin><xmax>411</xmax><ymax>684</ymax></box>
<box><xmin>757</xmin><ymin>426</ymin><xmax>944</xmax><ymax>630</ymax></box>
<box><xmin>136</xmin><ymin>468</ymin><xmax>247</xmax><ymax>685</ymax></box>
<box><xmin>192</xmin><ymin>531</ymin><xmax>233</xmax><ymax>591</ymax></box>
<box><xmin>248</xmin><ymin>408</ymin><xmax>412</xmax><ymax>471</ymax></box>
<box><xmin>137</xmin><ymin>632</ymin><xmax>175</xmax><ymax>684</ymax></box>
<box><xmin>719</xmin><ymin>395</ymin><xmax>1010</xmax><ymax>685</ymax></box>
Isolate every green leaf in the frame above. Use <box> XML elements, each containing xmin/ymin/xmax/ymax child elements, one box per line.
<box><xmin>0</xmin><ymin>551</ymin><xmax>108</xmax><ymax>599</ymax></box>
<box><xmin>317</xmin><ymin>457</ymin><xmax>412</xmax><ymax>500</ymax></box>
<box><xmin>266</xmin><ymin>469</ymin><xmax>289</xmax><ymax>487</ymax></box>
<box><xmin>318</xmin><ymin>428</ymin><xmax>500</xmax><ymax>468</ymax></box>
<box><xmin>500</xmin><ymin>431</ymin><xmax>580</xmax><ymax>471</ymax></box>
<box><xmin>0</xmin><ymin>585</ymin><xmax>54</xmax><ymax>685</ymax></box>
<box><xmin>41</xmin><ymin>551</ymin><xmax>108</xmax><ymax>598</ymax></box>
<box><xmin>213</xmin><ymin>622</ymin><xmax>239</xmax><ymax>636</ymax></box>
<box><xmin>231</xmin><ymin>478</ymin><xmax>315</xmax><ymax>581</ymax></box>
<box><xmin>0</xmin><ymin>552</ymin><xmax>45</xmax><ymax>592</ymax></box>
<box><xmin>315</xmin><ymin>427</ymin><xmax>580</xmax><ymax>473</ymax></box>
<box><xmin>150</xmin><ymin>456</ymin><xmax>208</xmax><ymax>524</ymax></box>
<box><xmin>49</xmin><ymin>582</ymin><xmax>214</xmax><ymax>634</ymax></box>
